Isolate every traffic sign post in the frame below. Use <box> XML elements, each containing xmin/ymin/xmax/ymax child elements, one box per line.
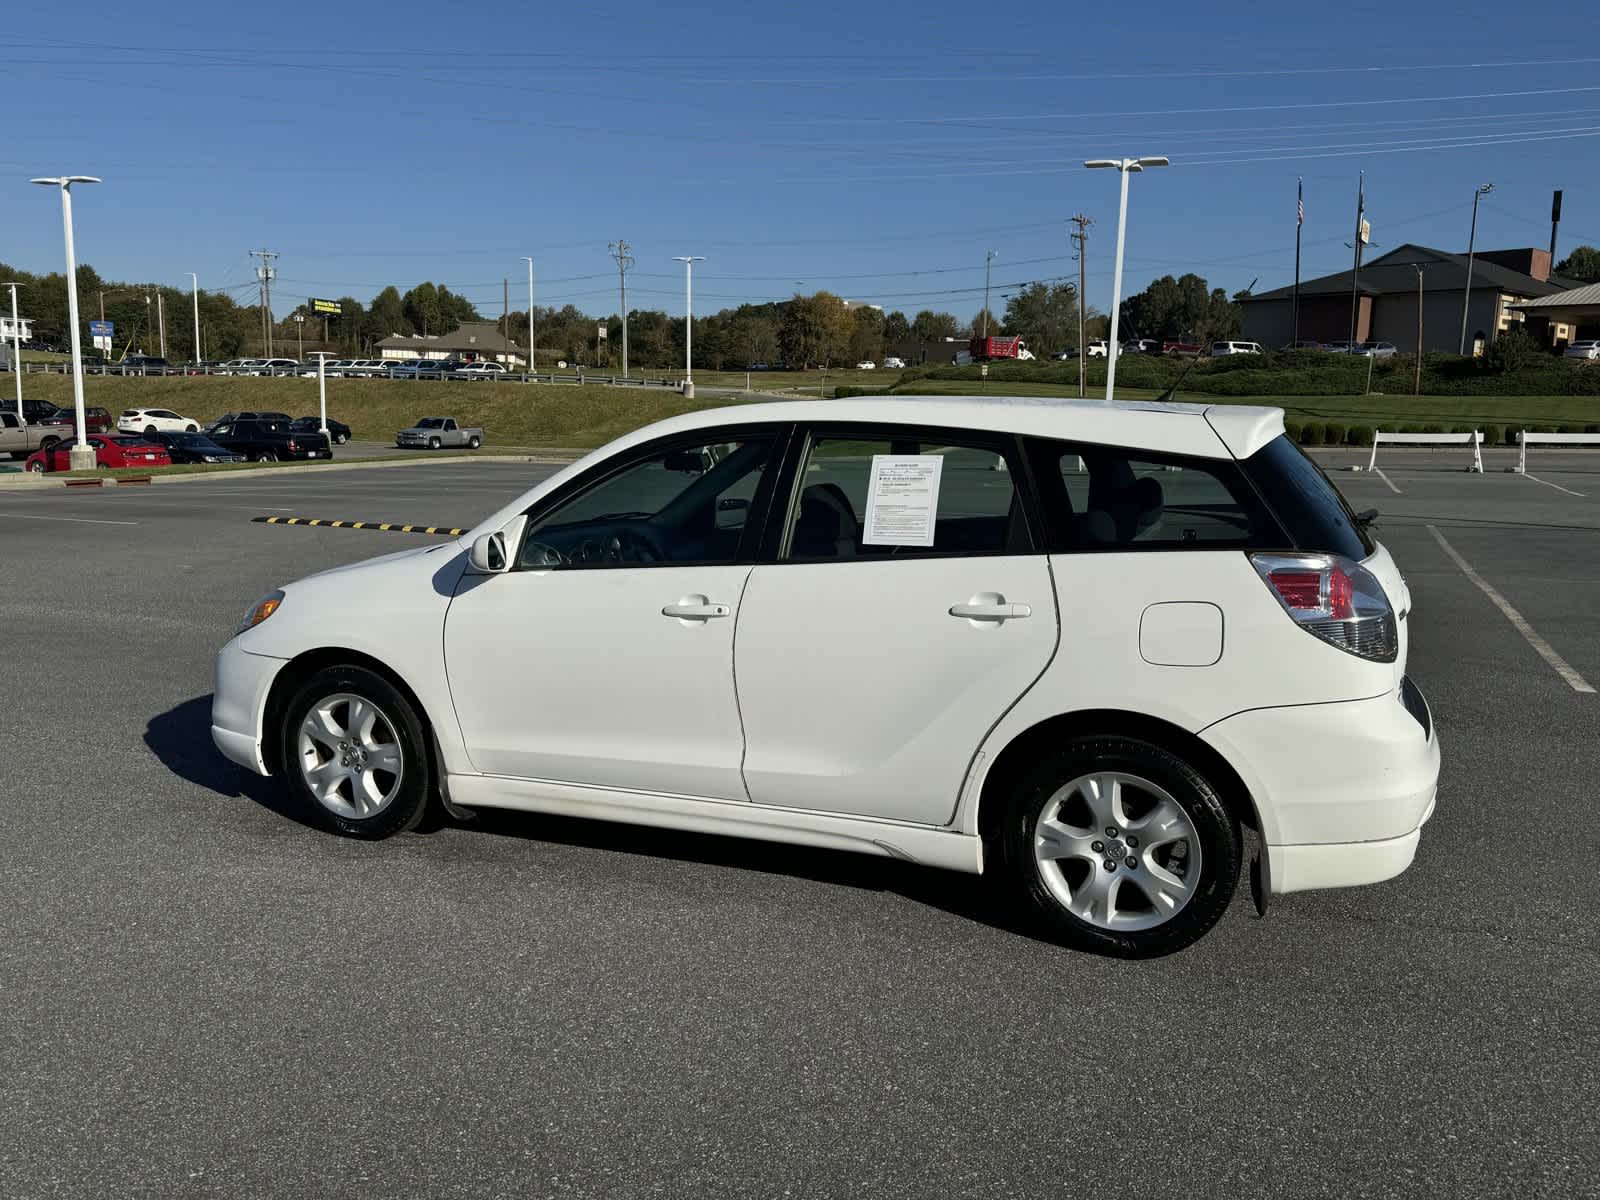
<box><xmin>89</xmin><ymin>319</ymin><xmax>113</xmax><ymax>357</ymax></box>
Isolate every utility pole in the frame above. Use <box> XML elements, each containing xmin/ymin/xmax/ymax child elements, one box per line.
<box><xmin>1069</xmin><ymin>214</ymin><xmax>1092</xmax><ymax>399</ymax></box>
<box><xmin>5</xmin><ymin>282</ymin><xmax>22</xmax><ymax>423</ymax></box>
<box><xmin>609</xmin><ymin>239</ymin><xmax>634</xmax><ymax>377</ymax></box>
<box><xmin>502</xmin><ymin>277</ymin><xmax>509</xmax><ymax>363</ymax></box>
<box><xmin>982</xmin><ymin>250</ymin><xmax>996</xmax><ymax>337</ymax></box>
<box><xmin>1293</xmin><ymin>177</ymin><xmax>1304</xmax><ymax>346</ymax></box>
<box><xmin>1459</xmin><ymin>183</ymin><xmax>1494</xmax><ymax>356</ymax></box>
<box><xmin>1347</xmin><ymin>173</ymin><xmax>1365</xmax><ymax>348</ymax></box>
<box><xmin>250</xmin><ymin>249</ymin><xmax>278</xmax><ymax>356</ymax></box>
<box><xmin>294</xmin><ymin>312</ymin><xmax>305</xmax><ymax>358</ymax></box>
<box><xmin>523</xmin><ymin>256</ymin><xmax>535</xmax><ymax>373</ymax></box>
<box><xmin>157</xmin><ymin>290</ymin><xmax>166</xmax><ymax>359</ymax></box>
<box><xmin>1413</xmin><ymin>263</ymin><xmax>1426</xmax><ymax>395</ymax></box>
<box><xmin>188</xmin><ymin>273</ymin><xmax>200</xmax><ymax>365</ymax></box>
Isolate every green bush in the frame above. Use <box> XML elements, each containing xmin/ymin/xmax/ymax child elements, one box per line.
<box><xmin>1322</xmin><ymin>422</ymin><xmax>1347</xmax><ymax>445</ymax></box>
<box><xmin>1421</xmin><ymin>423</ymin><xmax>1446</xmax><ymax>434</ymax></box>
<box><xmin>1346</xmin><ymin>424</ymin><xmax>1375</xmax><ymax>445</ymax></box>
<box><xmin>1299</xmin><ymin>421</ymin><xmax>1325</xmax><ymax>446</ymax></box>
<box><xmin>832</xmin><ymin>385</ymin><xmax>892</xmax><ymax>399</ymax></box>
<box><xmin>1480</xmin><ymin>424</ymin><xmax>1504</xmax><ymax>446</ymax></box>
<box><xmin>1284</xmin><ymin>419</ymin><xmax>1303</xmax><ymax>442</ymax></box>
<box><xmin>1559</xmin><ymin>423</ymin><xmax>1585</xmax><ymax>433</ymax></box>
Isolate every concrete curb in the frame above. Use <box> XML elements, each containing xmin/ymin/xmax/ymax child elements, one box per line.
<box><xmin>0</xmin><ymin>450</ymin><xmax>586</xmax><ymax>490</ymax></box>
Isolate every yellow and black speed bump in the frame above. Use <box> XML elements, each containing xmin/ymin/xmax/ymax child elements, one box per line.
<box><xmin>252</xmin><ymin>516</ymin><xmax>467</xmax><ymax>537</ymax></box>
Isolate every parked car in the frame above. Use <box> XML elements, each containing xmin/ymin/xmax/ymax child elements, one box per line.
<box><xmin>1052</xmin><ymin>349</ymin><xmax>1079</xmax><ymax>361</ymax></box>
<box><xmin>16</xmin><ymin>398</ymin><xmax>63</xmax><ymax>423</ymax></box>
<box><xmin>213</xmin><ymin>395</ymin><xmax>1437</xmax><ymax>958</ymax></box>
<box><xmin>142</xmin><ymin>430</ymin><xmax>247</xmax><ymax>464</ymax></box>
<box><xmin>1355</xmin><ymin>342</ymin><xmax>1397</xmax><ymax>358</ymax></box>
<box><xmin>881</xmin><ymin>357</ymin><xmax>906</xmax><ymax>369</ymax></box>
<box><xmin>854</xmin><ymin>361</ymin><xmax>877</xmax><ymax>370</ymax></box>
<box><xmin>1210</xmin><ymin>341</ymin><xmax>1264</xmax><ymax>356</ymax></box>
<box><xmin>34</xmin><ymin>405</ymin><xmax>112</xmax><ymax>434</ymax></box>
<box><xmin>1162</xmin><ymin>339</ymin><xmax>1203</xmax><ymax>355</ymax></box>
<box><xmin>118</xmin><ymin>407</ymin><xmax>201</xmax><ymax>435</ymax></box>
<box><xmin>208</xmin><ymin>411</ymin><xmax>292</xmax><ymax>429</ymax></box>
<box><xmin>395</xmin><ymin>416</ymin><xmax>483</xmax><ymax>449</ymax></box>
<box><xmin>1562</xmin><ymin>339</ymin><xmax>1600</xmax><ymax>361</ymax></box>
<box><xmin>1283</xmin><ymin>341</ymin><xmax>1324</xmax><ymax>352</ymax></box>
<box><xmin>394</xmin><ymin>359</ymin><xmax>450</xmax><ymax>377</ymax></box>
<box><xmin>217</xmin><ymin>359</ymin><xmax>262</xmax><ymax>375</ymax></box>
<box><xmin>205</xmin><ymin>418</ymin><xmax>333</xmax><ymax>462</ymax></box>
<box><xmin>120</xmin><ymin>354</ymin><xmax>171</xmax><ymax>373</ymax></box>
<box><xmin>1322</xmin><ymin>341</ymin><xmax>1354</xmax><ymax>354</ymax></box>
<box><xmin>0</xmin><ymin>411</ymin><xmax>71</xmax><ymax>457</ymax></box>
<box><xmin>25</xmin><ymin>433</ymin><xmax>171</xmax><ymax>472</ymax></box>
<box><xmin>289</xmin><ymin>416</ymin><xmax>351</xmax><ymax>445</ymax></box>
<box><xmin>1084</xmin><ymin>340</ymin><xmax>1111</xmax><ymax>358</ymax></box>
<box><xmin>457</xmin><ymin>362</ymin><xmax>508</xmax><ymax>379</ymax></box>
<box><xmin>1121</xmin><ymin>338</ymin><xmax>1161</xmax><ymax>355</ymax></box>
<box><xmin>257</xmin><ymin>358</ymin><xmax>302</xmax><ymax>376</ymax></box>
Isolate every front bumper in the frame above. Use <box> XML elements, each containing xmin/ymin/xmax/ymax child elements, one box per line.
<box><xmin>1201</xmin><ymin>677</ymin><xmax>1439</xmax><ymax>895</ymax></box>
<box><xmin>211</xmin><ymin>640</ymin><xmax>287</xmax><ymax>777</ymax></box>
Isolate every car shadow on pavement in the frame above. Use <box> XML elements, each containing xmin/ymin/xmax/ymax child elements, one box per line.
<box><xmin>144</xmin><ymin>696</ymin><xmax>317</xmax><ymax>829</ymax></box>
<box><xmin>463</xmin><ymin>806</ymin><xmax>1044</xmax><ymax>944</ymax></box>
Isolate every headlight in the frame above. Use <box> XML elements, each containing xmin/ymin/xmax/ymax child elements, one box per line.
<box><xmin>203</xmin><ymin>455</ymin><xmax>218</xmax><ymax>462</ymax></box>
<box><xmin>237</xmin><ymin>590</ymin><xmax>285</xmax><ymax>636</ymax></box>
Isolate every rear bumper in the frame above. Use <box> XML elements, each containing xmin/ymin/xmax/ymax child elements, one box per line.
<box><xmin>1201</xmin><ymin>678</ymin><xmax>1439</xmax><ymax>895</ymax></box>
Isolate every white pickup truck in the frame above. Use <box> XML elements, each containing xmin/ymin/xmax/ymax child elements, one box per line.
<box><xmin>395</xmin><ymin>416</ymin><xmax>484</xmax><ymax>450</ymax></box>
<box><xmin>0</xmin><ymin>411</ymin><xmax>70</xmax><ymax>458</ymax></box>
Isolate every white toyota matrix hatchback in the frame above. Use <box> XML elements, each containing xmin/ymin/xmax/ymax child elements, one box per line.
<box><xmin>214</xmin><ymin>397</ymin><xmax>1438</xmax><ymax>956</ymax></box>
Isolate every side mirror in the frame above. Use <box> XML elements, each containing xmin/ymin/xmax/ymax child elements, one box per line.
<box><xmin>468</xmin><ymin>531</ymin><xmax>509</xmax><ymax>574</ymax></box>
<box><xmin>715</xmin><ymin>496</ymin><xmax>750</xmax><ymax>531</ymax></box>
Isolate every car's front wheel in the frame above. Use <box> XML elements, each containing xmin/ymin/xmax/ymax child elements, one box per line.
<box><xmin>26</xmin><ymin>459</ymin><xmax>44</xmax><ymax>473</ymax></box>
<box><xmin>428</xmin><ymin>436</ymin><xmax>442</xmax><ymax>450</ymax></box>
<box><xmin>997</xmin><ymin>736</ymin><xmax>1240</xmax><ymax>957</ymax></box>
<box><xmin>255</xmin><ymin>450</ymin><xmax>277</xmax><ymax>463</ymax></box>
<box><xmin>281</xmin><ymin>664</ymin><xmax>430</xmax><ymax>838</ymax></box>
<box><xmin>186</xmin><ymin>424</ymin><xmax>198</xmax><ymax>433</ymax></box>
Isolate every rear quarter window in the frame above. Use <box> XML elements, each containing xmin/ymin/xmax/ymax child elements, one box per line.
<box><xmin>1240</xmin><ymin>434</ymin><xmax>1373</xmax><ymax>560</ymax></box>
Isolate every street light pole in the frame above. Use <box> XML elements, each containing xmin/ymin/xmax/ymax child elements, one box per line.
<box><xmin>189</xmin><ymin>273</ymin><xmax>200</xmax><ymax>363</ymax></box>
<box><xmin>1459</xmin><ymin>182</ymin><xmax>1494</xmax><ymax>356</ymax></box>
<box><xmin>5</xmin><ymin>282</ymin><xmax>23</xmax><ymax>423</ymax></box>
<box><xmin>672</xmin><ymin>255</ymin><xmax>705</xmax><ymax>397</ymax></box>
<box><xmin>31</xmin><ymin>175</ymin><xmax>101</xmax><ymax>468</ymax></box>
<box><xmin>294</xmin><ymin>312</ymin><xmax>305</xmax><ymax>359</ymax></box>
<box><xmin>523</xmin><ymin>256</ymin><xmax>536</xmax><ymax>374</ymax></box>
<box><xmin>982</xmin><ymin>250</ymin><xmax>996</xmax><ymax>337</ymax></box>
<box><xmin>1085</xmin><ymin>156</ymin><xmax>1169</xmax><ymax>402</ymax></box>
<box><xmin>157</xmin><ymin>291</ymin><xmax>166</xmax><ymax>359</ymax></box>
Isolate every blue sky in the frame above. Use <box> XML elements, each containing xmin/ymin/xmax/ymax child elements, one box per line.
<box><xmin>3</xmin><ymin>0</ymin><xmax>1598</xmax><ymax>325</ymax></box>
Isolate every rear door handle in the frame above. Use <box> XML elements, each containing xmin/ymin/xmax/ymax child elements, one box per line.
<box><xmin>662</xmin><ymin>595</ymin><xmax>731</xmax><ymax>621</ymax></box>
<box><xmin>949</xmin><ymin>602</ymin><xmax>1032</xmax><ymax>621</ymax></box>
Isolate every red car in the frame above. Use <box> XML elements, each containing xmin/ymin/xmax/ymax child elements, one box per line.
<box><xmin>34</xmin><ymin>404</ymin><xmax>114</xmax><ymax>435</ymax></box>
<box><xmin>25</xmin><ymin>434</ymin><xmax>172</xmax><ymax>473</ymax></box>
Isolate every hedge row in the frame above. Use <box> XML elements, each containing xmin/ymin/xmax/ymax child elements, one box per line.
<box><xmin>1283</xmin><ymin>421</ymin><xmax>1600</xmax><ymax>446</ymax></box>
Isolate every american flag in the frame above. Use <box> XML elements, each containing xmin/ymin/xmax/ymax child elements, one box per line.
<box><xmin>1297</xmin><ymin>179</ymin><xmax>1304</xmax><ymax>227</ymax></box>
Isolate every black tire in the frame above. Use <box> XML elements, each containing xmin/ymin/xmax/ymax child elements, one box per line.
<box><xmin>40</xmin><ymin>437</ymin><xmax>60</xmax><ymax>452</ymax></box>
<box><xmin>336</xmin><ymin>432</ymin><xmax>349</xmax><ymax>445</ymax></box>
<box><xmin>428</xmin><ymin>436</ymin><xmax>442</xmax><ymax>450</ymax></box>
<box><xmin>26</xmin><ymin>459</ymin><xmax>44</xmax><ymax>473</ymax></box>
<box><xmin>186</xmin><ymin>424</ymin><xmax>198</xmax><ymax>433</ymax></box>
<box><xmin>996</xmin><ymin>735</ymin><xmax>1241</xmax><ymax>958</ymax></box>
<box><xmin>255</xmin><ymin>449</ymin><xmax>277</xmax><ymax>463</ymax></box>
<box><xmin>144</xmin><ymin>425</ymin><xmax>158</xmax><ymax>437</ymax></box>
<box><xmin>467</xmin><ymin>435</ymin><xmax>481</xmax><ymax>450</ymax></box>
<box><xmin>280</xmin><ymin>664</ymin><xmax>431</xmax><ymax>839</ymax></box>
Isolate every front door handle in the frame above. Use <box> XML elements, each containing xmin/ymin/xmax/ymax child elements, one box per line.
<box><xmin>949</xmin><ymin>599</ymin><xmax>1032</xmax><ymax>622</ymax></box>
<box><xmin>662</xmin><ymin>594</ymin><xmax>731</xmax><ymax>621</ymax></box>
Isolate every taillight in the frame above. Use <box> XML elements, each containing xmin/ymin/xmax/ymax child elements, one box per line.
<box><xmin>1251</xmin><ymin>552</ymin><xmax>1397</xmax><ymax>662</ymax></box>
<box><xmin>286</xmin><ymin>438</ymin><xmax>298</xmax><ymax>452</ymax></box>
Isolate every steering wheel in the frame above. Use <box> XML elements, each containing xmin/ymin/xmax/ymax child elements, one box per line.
<box><xmin>521</xmin><ymin>540</ymin><xmax>568</xmax><ymax>567</ymax></box>
<box><xmin>608</xmin><ymin>527</ymin><xmax>663</xmax><ymax>564</ymax></box>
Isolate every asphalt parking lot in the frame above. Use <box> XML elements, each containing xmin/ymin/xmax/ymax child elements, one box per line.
<box><xmin>1</xmin><ymin>453</ymin><xmax>1596</xmax><ymax>1198</ymax></box>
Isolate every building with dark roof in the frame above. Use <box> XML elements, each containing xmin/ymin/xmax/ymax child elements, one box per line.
<box><xmin>1510</xmin><ymin>280</ymin><xmax>1600</xmax><ymax>343</ymax></box>
<box><xmin>1240</xmin><ymin>245</ymin><xmax>1583</xmax><ymax>354</ymax></box>
<box><xmin>375</xmin><ymin>321</ymin><xmax>526</xmax><ymax>366</ymax></box>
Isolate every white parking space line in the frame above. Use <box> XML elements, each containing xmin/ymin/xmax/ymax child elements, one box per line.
<box><xmin>1</xmin><ymin>512</ymin><xmax>140</xmax><ymax>526</ymax></box>
<box><xmin>1373</xmin><ymin>468</ymin><xmax>1402</xmax><ymax>495</ymax></box>
<box><xmin>1427</xmin><ymin>524</ymin><xmax>1595</xmax><ymax>695</ymax></box>
<box><xmin>1523</xmin><ymin>473</ymin><xmax>1588</xmax><ymax>498</ymax></box>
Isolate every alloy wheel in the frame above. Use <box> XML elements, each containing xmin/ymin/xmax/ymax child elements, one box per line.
<box><xmin>1033</xmin><ymin>771</ymin><xmax>1202</xmax><ymax>932</ymax></box>
<box><xmin>296</xmin><ymin>692</ymin><xmax>405</xmax><ymax>820</ymax></box>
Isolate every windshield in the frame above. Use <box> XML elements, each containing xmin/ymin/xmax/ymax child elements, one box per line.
<box><xmin>416</xmin><ymin>418</ymin><xmax>445</xmax><ymax>429</ymax></box>
<box><xmin>1241</xmin><ymin>434</ymin><xmax>1374</xmax><ymax>560</ymax></box>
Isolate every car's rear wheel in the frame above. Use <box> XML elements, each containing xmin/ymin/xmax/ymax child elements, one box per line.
<box><xmin>335</xmin><ymin>432</ymin><xmax>348</xmax><ymax>445</ymax></box>
<box><xmin>997</xmin><ymin>736</ymin><xmax>1240</xmax><ymax>958</ymax></box>
<box><xmin>144</xmin><ymin>425</ymin><xmax>158</xmax><ymax>437</ymax></box>
<box><xmin>281</xmin><ymin>665</ymin><xmax>430</xmax><ymax>839</ymax></box>
<box><xmin>467</xmin><ymin>435</ymin><xmax>481</xmax><ymax>449</ymax></box>
<box><xmin>255</xmin><ymin>450</ymin><xmax>277</xmax><ymax>463</ymax></box>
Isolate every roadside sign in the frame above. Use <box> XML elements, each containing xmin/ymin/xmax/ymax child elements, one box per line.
<box><xmin>89</xmin><ymin>319</ymin><xmax>113</xmax><ymax>338</ymax></box>
<box><xmin>597</xmin><ymin>324</ymin><xmax>608</xmax><ymax>339</ymax></box>
<box><xmin>309</xmin><ymin>298</ymin><xmax>341</xmax><ymax>316</ymax></box>
<box><xmin>92</xmin><ymin>335</ymin><xmax>112</xmax><ymax>354</ymax></box>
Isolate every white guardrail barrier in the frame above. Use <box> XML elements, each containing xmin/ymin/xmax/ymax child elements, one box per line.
<box><xmin>1515</xmin><ymin>430</ymin><xmax>1600</xmax><ymax>473</ymax></box>
<box><xmin>1367</xmin><ymin>430</ymin><xmax>1484</xmax><ymax>474</ymax></box>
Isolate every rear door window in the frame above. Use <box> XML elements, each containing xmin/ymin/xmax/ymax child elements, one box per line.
<box><xmin>1239</xmin><ymin>434</ymin><xmax>1373</xmax><ymax>559</ymax></box>
<box><xmin>1027</xmin><ymin>438</ymin><xmax>1280</xmax><ymax>551</ymax></box>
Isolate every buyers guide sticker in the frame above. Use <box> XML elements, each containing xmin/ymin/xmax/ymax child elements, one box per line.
<box><xmin>863</xmin><ymin>454</ymin><xmax>943</xmax><ymax>547</ymax></box>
